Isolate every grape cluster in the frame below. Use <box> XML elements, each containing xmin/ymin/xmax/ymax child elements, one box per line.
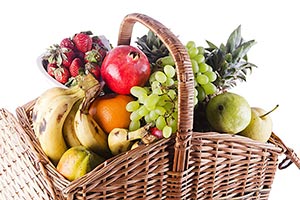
<box><xmin>126</xmin><ymin>40</ymin><xmax>218</xmax><ymax>139</ymax></box>
<box><xmin>186</xmin><ymin>41</ymin><xmax>217</xmax><ymax>104</ymax></box>
<box><xmin>126</xmin><ymin>64</ymin><xmax>178</xmax><ymax>138</ymax></box>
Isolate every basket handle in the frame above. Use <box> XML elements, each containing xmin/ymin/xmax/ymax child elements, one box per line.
<box><xmin>270</xmin><ymin>133</ymin><xmax>300</xmax><ymax>169</ymax></box>
<box><xmin>117</xmin><ymin>13</ymin><xmax>194</xmax><ymax>172</ymax></box>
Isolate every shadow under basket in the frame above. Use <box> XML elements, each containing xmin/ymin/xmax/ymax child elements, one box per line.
<box><xmin>1</xmin><ymin>13</ymin><xmax>300</xmax><ymax>200</ymax></box>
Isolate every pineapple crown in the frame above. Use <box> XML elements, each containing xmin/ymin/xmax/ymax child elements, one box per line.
<box><xmin>205</xmin><ymin>25</ymin><xmax>257</xmax><ymax>91</ymax></box>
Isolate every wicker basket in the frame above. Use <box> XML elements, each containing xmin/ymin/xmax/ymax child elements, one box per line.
<box><xmin>1</xmin><ymin>13</ymin><xmax>299</xmax><ymax>199</ymax></box>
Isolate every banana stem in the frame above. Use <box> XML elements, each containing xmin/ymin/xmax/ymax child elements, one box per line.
<box><xmin>260</xmin><ymin>104</ymin><xmax>279</xmax><ymax>118</ymax></box>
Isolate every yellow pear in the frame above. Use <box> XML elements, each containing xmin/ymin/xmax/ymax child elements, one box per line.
<box><xmin>56</xmin><ymin>146</ymin><xmax>104</xmax><ymax>181</ymax></box>
<box><xmin>239</xmin><ymin>105</ymin><xmax>278</xmax><ymax>143</ymax></box>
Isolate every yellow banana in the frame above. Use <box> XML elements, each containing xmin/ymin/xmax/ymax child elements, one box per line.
<box><xmin>74</xmin><ymin>103</ymin><xmax>111</xmax><ymax>158</ymax></box>
<box><xmin>34</xmin><ymin>90</ymin><xmax>85</xmax><ymax>165</ymax></box>
<box><xmin>62</xmin><ymin>99</ymin><xmax>83</xmax><ymax>148</ymax></box>
<box><xmin>32</xmin><ymin>86</ymin><xmax>76</xmax><ymax>136</ymax></box>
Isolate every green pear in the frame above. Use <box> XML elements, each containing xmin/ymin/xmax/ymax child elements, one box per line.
<box><xmin>239</xmin><ymin>105</ymin><xmax>278</xmax><ymax>143</ymax></box>
<box><xmin>206</xmin><ymin>92</ymin><xmax>251</xmax><ymax>134</ymax></box>
<box><xmin>56</xmin><ymin>146</ymin><xmax>105</xmax><ymax>181</ymax></box>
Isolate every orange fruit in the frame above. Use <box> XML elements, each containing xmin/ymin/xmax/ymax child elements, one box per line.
<box><xmin>89</xmin><ymin>93</ymin><xmax>134</xmax><ymax>134</ymax></box>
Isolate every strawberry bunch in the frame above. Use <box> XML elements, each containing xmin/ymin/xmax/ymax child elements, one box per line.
<box><xmin>42</xmin><ymin>31</ymin><xmax>112</xmax><ymax>86</ymax></box>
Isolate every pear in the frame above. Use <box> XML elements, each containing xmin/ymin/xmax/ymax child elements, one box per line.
<box><xmin>56</xmin><ymin>146</ymin><xmax>104</xmax><ymax>181</ymax></box>
<box><xmin>239</xmin><ymin>105</ymin><xmax>278</xmax><ymax>143</ymax></box>
<box><xmin>206</xmin><ymin>92</ymin><xmax>251</xmax><ymax>134</ymax></box>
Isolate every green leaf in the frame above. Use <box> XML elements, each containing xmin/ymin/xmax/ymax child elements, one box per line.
<box><xmin>206</xmin><ymin>40</ymin><xmax>218</xmax><ymax>49</ymax></box>
<box><xmin>226</xmin><ymin>25</ymin><xmax>242</xmax><ymax>53</ymax></box>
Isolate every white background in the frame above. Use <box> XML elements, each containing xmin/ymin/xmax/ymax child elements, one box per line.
<box><xmin>0</xmin><ymin>0</ymin><xmax>299</xmax><ymax>199</ymax></box>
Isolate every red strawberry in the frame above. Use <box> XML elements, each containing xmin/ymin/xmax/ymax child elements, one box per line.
<box><xmin>69</xmin><ymin>58</ymin><xmax>83</xmax><ymax>77</ymax></box>
<box><xmin>47</xmin><ymin>62</ymin><xmax>58</xmax><ymax>77</ymax></box>
<box><xmin>62</xmin><ymin>48</ymin><xmax>75</xmax><ymax>67</ymax></box>
<box><xmin>60</xmin><ymin>38</ymin><xmax>75</xmax><ymax>50</ymax></box>
<box><xmin>54</xmin><ymin>67</ymin><xmax>70</xmax><ymax>84</ymax></box>
<box><xmin>85</xmin><ymin>62</ymin><xmax>101</xmax><ymax>80</ymax></box>
<box><xmin>73</xmin><ymin>32</ymin><xmax>92</xmax><ymax>53</ymax></box>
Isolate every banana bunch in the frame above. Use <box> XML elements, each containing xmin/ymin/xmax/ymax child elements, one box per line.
<box><xmin>32</xmin><ymin>74</ymin><xmax>111</xmax><ymax>165</ymax></box>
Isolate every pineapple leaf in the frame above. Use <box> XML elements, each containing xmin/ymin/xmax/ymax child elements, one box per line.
<box><xmin>206</xmin><ymin>40</ymin><xmax>218</xmax><ymax>49</ymax></box>
<box><xmin>232</xmin><ymin>40</ymin><xmax>256</xmax><ymax>62</ymax></box>
<box><xmin>226</xmin><ymin>25</ymin><xmax>242</xmax><ymax>53</ymax></box>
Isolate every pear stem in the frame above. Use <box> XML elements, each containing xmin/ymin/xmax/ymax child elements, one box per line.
<box><xmin>259</xmin><ymin>104</ymin><xmax>279</xmax><ymax>118</ymax></box>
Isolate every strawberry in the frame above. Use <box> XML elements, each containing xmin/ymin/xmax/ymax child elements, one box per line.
<box><xmin>60</xmin><ymin>38</ymin><xmax>75</xmax><ymax>50</ymax></box>
<box><xmin>47</xmin><ymin>62</ymin><xmax>58</xmax><ymax>77</ymax></box>
<box><xmin>61</xmin><ymin>48</ymin><xmax>75</xmax><ymax>67</ymax></box>
<box><xmin>54</xmin><ymin>67</ymin><xmax>70</xmax><ymax>84</ymax></box>
<box><xmin>84</xmin><ymin>49</ymin><xmax>103</xmax><ymax>63</ymax></box>
<box><xmin>69</xmin><ymin>58</ymin><xmax>83</xmax><ymax>77</ymax></box>
<box><xmin>85</xmin><ymin>62</ymin><xmax>101</xmax><ymax>80</ymax></box>
<box><xmin>73</xmin><ymin>32</ymin><xmax>92</xmax><ymax>53</ymax></box>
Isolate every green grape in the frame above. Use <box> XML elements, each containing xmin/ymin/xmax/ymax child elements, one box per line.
<box><xmin>151</xmin><ymin>80</ymin><xmax>161</xmax><ymax>90</ymax></box>
<box><xmin>164</xmin><ymin>65</ymin><xmax>176</xmax><ymax>78</ymax></box>
<box><xmin>152</xmin><ymin>87</ymin><xmax>163</xmax><ymax>95</ymax></box>
<box><xmin>157</xmin><ymin>94</ymin><xmax>169</xmax><ymax>106</ymax></box>
<box><xmin>166</xmin><ymin>116</ymin><xmax>177</xmax><ymax>133</ymax></box>
<box><xmin>157</xmin><ymin>55</ymin><xmax>175</xmax><ymax>66</ymax></box>
<box><xmin>130</xmin><ymin>86</ymin><xmax>147</xmax><ymax>98</ymax></box>
<box><xmin>156</xmin><ymin>116</ymin><xmax>167</xmax><ymax>130</ymax></box>
<box><xmin>162</xmin><ymin>125</ymin><xmax>172</xmax><ymax>138</ymax></box>
<box><xmin>194</xmin><ymin>96</ymin><xmax>198</xmax><ymax>106</ymax></box>
<box><xmin>202</xmin><ymin>82</ymin><xmax>217</xmax><ymax>95</ymax></box>
<box><xmin>196</xmin><ymin>74</ymin><xmax>209</xmax><ymax>85</ymax></box>
<box><xmin>155</xmin><ymin>71</ymin><xmax>167</xmax><ymax>83</ymax></box>
<box><xmin>138</xmin><ymin>105</ymin><xmax>149</xmax><ymax>116</ymax></box>
<box><xmin>186</xmin><ymin>41</ymin><xmax>196</xmax><ymax>49</ymax></box>
<box><xmin>198</xmin><ymin>63</ymin><xmax>209</xmax><ymax>73</ymax></box>
<box><xmin>205</xmin><ymin>71</ymin><xmax>217</xmax><ymax>82</ymax></box>
<box><xmin>191</xmin><ymin>59</ymin><xmax>199</xmax><ymax>74</ymax></box>
<box><xmin>167</xmin><ymin>89</ymin><xmax>177</xmax><ymax>100</ymax></box>
<box><xmin>144</xmin><ymin>113</ymin><xmax>152</xmax><ymax>123</ymax></box>
<box><xmin>149</xmin><ymin>110</ymin><xmax>159</xmax><ymax>121</ymax></box>
<box><xmin>144</xmin><ymin>93</ymin><xmax>160</xmax><ymax>110</ymax></box>
<box><xmin>155</xmin><ymin>106</ymin><xmax>166</xmax><ymax>116</ymax></box>
<box><xmin>149</xmin><ymin>73</ymin><xmax>156</xmax><ymax>84</ymax></box>
<box><xmin>165</xmin><ymin>78</ymin><xmax>175</xmax><ymax>87</ymax></box>
<box><xmin>129</xmin><ymin>120</ymin><xmax>140</xmax><ymax>131</ymax></box>
<box><xmin>126</xmin><ymin>101</ymin><xmax>140</xmax><ymax>112</ymax></box>
<box><xmin>194</xmin><ymin>54</ymin><xmax>205</xmax><ymax>64</ymax></box>
<box><xmin>197</xmin><ymin>86</ymin><xmax>206</xmax><ymax>102</ymax></box>
<box><xmin>197</xmin><ymin>46</ymin><xmax>205</xmax><ymax>55</ymax></box>
<box><xmin>188</xmin><ymin>47</ymin><xmax>199</xmax><ymax>58</ymax></box>
<box><xmin>138</xmin><ymin>93</ymin><xmax>148</xmax><ymax>104</ymax></box>
<box><xmin>130</xmin><ymin>110</ymin><xmax>142</xmax><ymax>122</ymax></box>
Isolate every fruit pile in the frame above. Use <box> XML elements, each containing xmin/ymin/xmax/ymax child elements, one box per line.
<box><xmin>35</xmin><ymin>26</ymin><xmax>277</xmax><ymax>181</ymax></box>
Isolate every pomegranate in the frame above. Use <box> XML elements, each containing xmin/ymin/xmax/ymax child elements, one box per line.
<box><xmin>101</xmin><ymin>45</ymin><xmax>150</xmax><ymax>95</ymax></box>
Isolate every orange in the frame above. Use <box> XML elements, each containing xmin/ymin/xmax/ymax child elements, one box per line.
<box><xmin>89</xmin><ymin>93</ymin><xmax>134</xmax><ymax>134</ymax></box>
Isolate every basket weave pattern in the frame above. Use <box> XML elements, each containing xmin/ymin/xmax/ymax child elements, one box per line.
<box><xmin>0</xmin><ymin>13</ymin><xmax>299</xmax><ymax>199</ymax></box>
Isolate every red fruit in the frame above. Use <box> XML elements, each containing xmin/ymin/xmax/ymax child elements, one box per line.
<box><xmin>69</xmin><ymin>58</ymin><xmax>83</xmax><ymax>77</ymax></box>
<box><xmin>60</xmin><ymin>38</ymin><xmax>75</xmax><ymax>50</ymax></box>
<box><xmin>54</xmin><ymin>67</ymin><xmax>70</xmax><ymax>84</ymax></box>
<box><xmin>73</xmin><ymin>32</ymin><xmax>92</xmax><ymax>53</ymax></box>
<box><xmin>150</xmin><ymin>127</ymin><xmax>163</xmax><ymax>139</ymax></box>
<box><xmin>62</xmin><ymin>48</ymin><xmax>75</xmax><ymax>67</ymax></box>
<box><xmin>47</xmin><ymin>62</ymin><xmax>58</xmax><ymax>77</ymax></box>
<box><xmin>101</xmin><ymin>45</ymin><xmax>151</xmax><ymax>95</ymax></box>
<box><xmin>85</xmin><ymin>62</ymin><xmax>101</xmax><ymax>80</ymax></box>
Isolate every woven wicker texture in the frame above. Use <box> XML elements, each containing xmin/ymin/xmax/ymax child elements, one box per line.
<box><xmin>0</xmin><ymin>108</ymin><xmax>54</xmax><ymax>199</ymax></box>
<box><xmin>0</xmin><ymin>13</ymin><xmax>297</xmax><ymax>200</ymax></box>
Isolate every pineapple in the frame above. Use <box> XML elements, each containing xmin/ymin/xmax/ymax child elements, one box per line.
<box><xmin>136</xmin><ymin>31</ymin><xmax>169</xmax><ymax>65</ymax></box>
<box><xmin>205</xmin><ymin>25</ymin><xmax>257</xmax><ymax>92</ymax></box>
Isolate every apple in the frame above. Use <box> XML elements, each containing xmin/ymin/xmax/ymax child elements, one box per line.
<box><xmin>101</xmin><ymin>45</ymin><xmax>151</xmax><ymax>95</ymax></box>
<box><xmin>239</xmin><ymin>105</ymin><xmax>278</xmax><ymax>143</ymax></box>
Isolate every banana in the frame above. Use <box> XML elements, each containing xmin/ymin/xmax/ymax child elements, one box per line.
<box><xmin>62</xmin><ymin>99</ymin><xmax>83</xmax><ymax>148</ymax></box>
<box><xmin>74</xmin><ymin>79</ymin><xmax>111</xmax><ymax>158</ymax></box>
<box><xmin>35</xmin><ymin>90</ymin><xmax>85</xmax><ymax>165</ymax></box>
<box><xmin>32</xmin><ymin>74</ymin><xmax>100</xmax><ymax>165</ymax></box>
<box><xmin>108</xmin><ymin>124</ymin><xmax>151</xmax><ymax>156</ymax></box>
<box><xmin>74</xmin><ymin>102</ymin><xmax>111</xmax><ymax>158</ymax></box>
<box><xmin>32</xmin><ymin>86</ymin><xmax>77</xmax><ymax>136</ymax></box>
